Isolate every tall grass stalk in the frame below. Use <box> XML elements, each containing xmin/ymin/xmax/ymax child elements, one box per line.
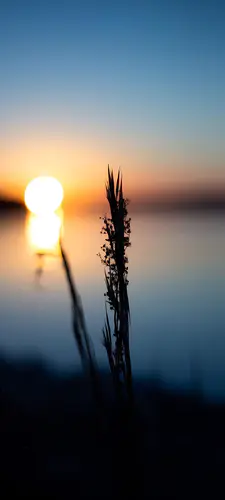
<box><xmin>60</xmin><ymin>243</ymin><xmax>102</xmax><ymax>407</ymax></box>
<box><xmin>99</xmin><ymin>167</ymin><xmax>133</xmax><ymax>406</ymax></box>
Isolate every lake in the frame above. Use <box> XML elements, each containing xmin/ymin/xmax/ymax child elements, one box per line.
<box><xmin>1</xmin><ymin>209</ymin><xmax>225</xmax><ymax>399</ymax></box>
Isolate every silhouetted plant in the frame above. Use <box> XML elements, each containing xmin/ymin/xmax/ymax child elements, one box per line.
<box><xmin>59</xmin><ymin>167</ymin><xmax>133</xmax><ymax>410</ymax></box>
<box><xmin>99</xmin><ymin>167</ymin><xmax>133</xmax><ymax>405</ymax></box>
<box><xmin>60</xmin><ymin>243</ymin><xmax>102</xmax><ymax>407</ymax></box>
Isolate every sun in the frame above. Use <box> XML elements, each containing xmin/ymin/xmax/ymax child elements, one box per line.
<box><xmin>25</xmin><ymin>176</ymin><xmax>64</xmax><ymax>215</ymax></box>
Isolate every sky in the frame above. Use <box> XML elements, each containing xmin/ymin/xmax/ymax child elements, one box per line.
<box><xmin>0</xmin><ymin>0</ymin><xmax>225</xmax><ymax>206</ymax></box>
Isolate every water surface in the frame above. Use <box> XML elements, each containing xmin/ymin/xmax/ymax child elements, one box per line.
<box><xmin>1</xmin><ymin>210</ymin><xmax>225</xmax><ymax>399</ymax></box>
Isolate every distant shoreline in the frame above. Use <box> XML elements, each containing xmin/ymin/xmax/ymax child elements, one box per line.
<box><xmin>130</xmin><ymin>200</ymin><xmax>225</xmax><ymax>214</ymax></box>
<box><xmin>2</xmin><ymin>195</ymin><xmax>225</xmax><ymax>216</ymax></box>
<box><xmin>129</xmin><ymin>191</ymin><xmax>225</xmax><ymax>213</ymax></box>
<box><xmin>0</xmin><ymin>198</ymin><xmax>26</xmax><ymax>213</ymax></box>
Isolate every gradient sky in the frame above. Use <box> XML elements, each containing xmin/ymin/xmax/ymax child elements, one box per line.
<box><xmin>1</xmin><ymin>0</ymin><xmax>225</xmax><ymax>205</ymax></box>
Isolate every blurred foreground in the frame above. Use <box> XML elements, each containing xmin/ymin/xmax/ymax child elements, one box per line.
<box><xmin>1</xmin><ymin>354</ymin><xmax>224</xmax><ymax>499</ymax></box>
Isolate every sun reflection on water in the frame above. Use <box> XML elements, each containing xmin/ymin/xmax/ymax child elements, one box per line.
<box><xmin>26</xmin><ymin>211</ymin><xmax>63</xmax><ymax>256</ymax></box>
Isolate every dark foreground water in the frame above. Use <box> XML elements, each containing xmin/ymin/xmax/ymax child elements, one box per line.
<box><xmin>1</xmin><ymin>210</ymin><xmax>225</xmax><ymax>399</ymax></box>
<box><xmin>1</xmin><ymin>357</ymin><xmax>225</xmax><ymax>499</ymax></box>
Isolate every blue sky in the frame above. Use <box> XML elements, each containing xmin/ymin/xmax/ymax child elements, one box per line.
<box><xmin>1</xmin><ymin>0</ymin><xmax>225</xmax><ymax>200</ymax></box>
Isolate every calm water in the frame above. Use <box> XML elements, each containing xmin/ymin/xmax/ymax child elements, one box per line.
<box><xmin>1</xmin><ymin>210</ymin><xmax>225</xmax><ymax>399</ymax></box>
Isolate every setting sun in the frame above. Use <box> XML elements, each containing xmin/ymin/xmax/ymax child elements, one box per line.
<box><xmin>25</xmin><ymin>176</ymin><xmax>64</xmax><ymax>215</ymax></box>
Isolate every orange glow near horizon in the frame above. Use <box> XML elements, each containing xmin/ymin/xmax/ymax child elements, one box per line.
<box><xmin>2</xmin><ymin>136</ymin><xmax>225</xmax><ymax>210</ymax></box>
<box><xmin>0</xmin><ymin>136</ymin><xmax>108</xmax><ymax>206</ymax></box>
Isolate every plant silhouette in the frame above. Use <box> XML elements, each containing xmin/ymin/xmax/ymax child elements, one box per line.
<box><xmin>99</xmin><ymin>167</ymin><xmax>133</xmax><ymax>406</ymax></box>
